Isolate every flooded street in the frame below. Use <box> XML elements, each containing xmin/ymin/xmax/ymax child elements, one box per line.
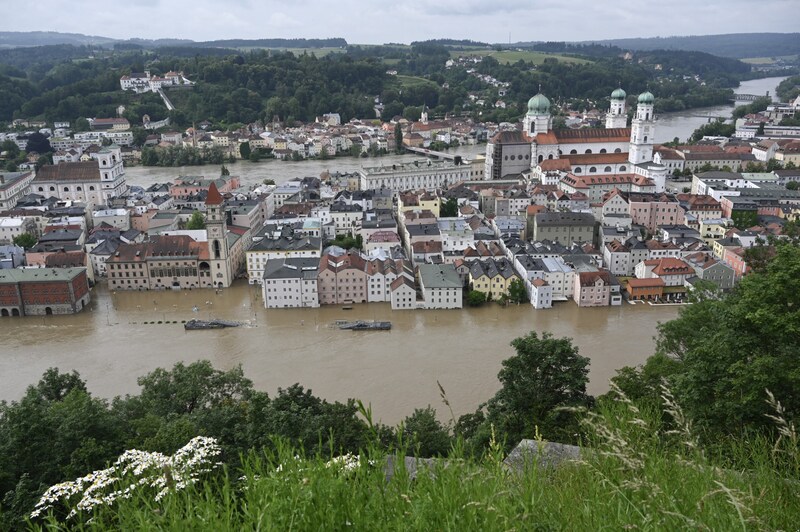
<box><xmin>1</xmin><ymin>283</ymin><xmax>680</xmax><ymax>424</ymax></box>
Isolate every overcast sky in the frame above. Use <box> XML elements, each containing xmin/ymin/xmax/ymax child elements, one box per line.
<box><xmin>3</xmin><ymin>0</ymin><xmax>797</xmax><ymax>44</ymax></box>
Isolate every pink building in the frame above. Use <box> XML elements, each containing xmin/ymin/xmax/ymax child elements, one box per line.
<box><xmin>573</xmin><ymin>270</ymin><xmax>612</xmax><ymax>307</ymax></box>
<box><xmin>317</xmin><ymin>251</ymin><xmax>368</xmax><ymax>305</ymax></box>
<box><xmin>628</xmin><ymin>192</ymin><xmax>685</xmax><ymax>233</ymax></box>
<box><xmin>169</xmin><ymin>176</ymin><xmax>241</xmax><ymax>200</ymax></box>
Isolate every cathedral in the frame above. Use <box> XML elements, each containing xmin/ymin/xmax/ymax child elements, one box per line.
<box><xmin>486</xmin><ymin>88</ymin><xmax>668</xmax><ymax>193</ymax></box>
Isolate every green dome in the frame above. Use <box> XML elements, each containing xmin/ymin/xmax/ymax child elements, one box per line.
<box><xmin>527</xmin><ymin>93</ymin><xmax>551</xmax><ymax>115</ymax></box>
<box><xmin>638</xmin><ymin>91</ymin><xmax>655</xmax><ymax>104</ymax></box>
<box><xmin>611</xmin><ymin>88</ymin><xmax>626</xmax><ymax>100</ymax></box>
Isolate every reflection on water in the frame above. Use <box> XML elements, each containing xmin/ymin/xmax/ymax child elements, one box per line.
<box><xmin>1</xmin><ymin>283</ymin><xmax>681</xmax><ymax>423</ymax></box>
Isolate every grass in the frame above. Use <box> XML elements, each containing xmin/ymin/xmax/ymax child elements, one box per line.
<box><xmin>741</xmin><ymin>55</ymin><xmax>799</xmax><ymax>65</ymax></box>
<box><xmin>31</xmin><ymin>390</ymin><xmax>800</xmax><ymax>531</ymax></box>
<box><xmin>450</xmin><ymin>49</ymin><xmax>592</xmax><ymax>65</ymax></box>
<box><xmin>387</xmin><ymin>75</ymin><xmax>440</xmax><ymax>90</ymax></box>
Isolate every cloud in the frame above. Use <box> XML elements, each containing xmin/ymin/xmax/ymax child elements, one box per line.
<box><xmin>0</xmin><ymin>0</ymin><xmax>796</xmax><ymax>43</ymax></box>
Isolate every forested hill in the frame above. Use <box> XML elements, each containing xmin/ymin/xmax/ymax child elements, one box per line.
<box><xmin>584</xmin><ymin>33</ymin><xmax>800</xmax><ymax>59</ymax></box>
<box><xmin>0</xmin><ymin>31</ymin><xmax>347</xmax><ymax>50</ymax></box>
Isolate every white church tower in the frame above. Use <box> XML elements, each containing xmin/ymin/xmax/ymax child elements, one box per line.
<box><xmin>522</xmin><ymin>92</ymin><xmax>552</xmax><ymax>137</ymax></box>
<box><xmin>205</xmin><ymin>182</ymin><xmax>232</xmax><ymax>289</ymax></box>
<box><xmin>605</xmin><ymin>87</ymin><xmax>627</xmax><ymax>129</ymax></box>
<box><xmin>628</xmin><ymin>91</ymin><xmax>655</xmax><ymax>165</ymax></box>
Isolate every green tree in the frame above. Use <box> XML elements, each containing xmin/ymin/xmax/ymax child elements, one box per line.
<box><xmin>440</xmin><ymin>197</ymin><xmax>458</xmax><ymax>217</ymax></box>
<box><xmin>12</xmin><ymin>232</ymin><xmax>37</xmax><ymax>250</ymax></box>
<box><xmin>239</xmin><ymin>141</ymin><xmax>251</xmax><ymax>160</ymax></box>
<box><xmin>786</xmin><ymin>181</ymin><xmax>799</xmax><ymax>190</ymax></box>
<box><xmin>651</xmin><ymin>243</ymin><xmax>800</xmax><ymax>439</ymax></box>
<box><xmin>401</xmin><ymin>406</ymin><xmax>452</xmax><ymax>458</ymax></box>
<box><xmin>468</xmin><ymin>331</ymin><xmax>592</xmax><ymax>449</ymax></box>
<box><xmin>262</xmin><ymin>179</ymin><xmax>275</xmax><ymax>186</ymax></box>
<box><xmin>186</xmin><ymin>211</ymin><xmax>206</xmax><ymax>230</ymax></box>
<box><xmin>220</xmin><ymin>164</ymin><xmax>230</xmax><ymax>176</ymax></box>
<box><xmin>25</xmin><ymin>132</ymin><xmax>52</xmax><ymax>154</ymax></box>
<box><xmin>466</xmin><ymin>290</ymin><xmax>487</xmax><ymax>307</ymax></box>
<box><xmin>394</xmin><ymin>122</ymin><xmax>404</xmax><ymax>154</ymax></box>
<box><xmin>507</xmin><ymin>278</ymin><xmax>528</xmax><ymax>304</ymax></box>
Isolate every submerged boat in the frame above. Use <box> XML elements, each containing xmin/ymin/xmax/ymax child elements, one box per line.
<box><xmin>337</xmin><ymin>320</ymin><xmax>391</xmax><ymax>331</ymax></box>
<box><xmin>184</xmin><ymin>319</ymin><xmax>241</xmax><ymax>330</ymax></box>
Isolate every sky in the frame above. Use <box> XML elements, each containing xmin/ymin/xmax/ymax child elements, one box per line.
<box><xmin>2</xmin><ymin>0</ymin><xmax>797</xmax><ymax>44</ymax></box>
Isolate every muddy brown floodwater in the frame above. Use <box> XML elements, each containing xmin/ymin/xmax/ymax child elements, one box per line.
<box><xmin>0</xmin><ymin>283</ymin><xmax>681</xmax><ymax>424</ymax></box>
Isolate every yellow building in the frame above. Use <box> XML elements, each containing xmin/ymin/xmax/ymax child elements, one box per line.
<box><xmin>468</xmin><ymin>258</ymin><xmax>519</xmax><ymax>300</ymax></box>
<box><xmin>398</xmin><ymin>190</ymin><xmax>441</xmax><ymax>218</ymax></box>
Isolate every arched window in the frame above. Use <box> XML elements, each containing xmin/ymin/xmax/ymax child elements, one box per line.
<box><xmin>76</xmin><ymin>186</ymin><xmax>82</xmax><ymax>191</ymax></box>
<box><xmin>548</xmin><ymin>154</ymin><xmax>553</xmax><ymax>160</ymax></box>
<box><xmin>646</xmin><ymin>113</ymin><xmax>650</xmax><ymax>121</ymax></box>
<box><xmin>600</xmin><ymin>149</ymin><xmax>607</xmax><ymax>154</ymax></box>
<box><xmin>644</xmin><ymin>136</ymin><xmax>648</xmax><ymax>143</ymax></box>
<box><xmin>213</xmin><ymin>240</ymin><xmax>221</xmax><ymax>259</ymax></box>
<box><xmin>604</xmin><ymin>166</ymin><xmax>612</xmax><ymax>173</ymax></box>
<box><xmin>585</xmin><ymin>149</ymin><xmax>592</xmax><ymax>154</ymax></box>
<box><xmin>589</xmin><ymin>167</ymin><xmax>597</xmax><ymax>173</ymax></box>
<box><xmin>49</xmin><ymin>186</ymin><xmax>55</xmax><ymax>192</ymax></box>
<box><xmin>619</xmin><ymin>166</ymin><xmax>626</xmax><ymax>172</ymax></box>
<box><xmin>570</xmin><ymin>149</ymin><xmax>577</xmax><ymax>155</ymax></box>
<box><xmin>63</xmin><ymin>187</ymin><xmax>69</xmax><ymax>192</ymax></box>
<box><xmin>574</xmin><ymin>168</ymin><xmax>582</xmax><ymax>173</ymax></box>
<box><xmin>614</xmin><ymin>148</ymin><xmax>622</xmax><ymax>153</ymax></box>
<box><xmin>38</xmin><ymin>187</ymin><xmax>44</xmax><ymax>192</ymax></box>
<box><xmin>89</xmin><ymin>186</ymin><xmax>95</xmax><ymax>191</ymax></box>
<box><xmin>538</xmin><ymin>155</ymin><xmax>544</xmax><ymax>163</ymax></box>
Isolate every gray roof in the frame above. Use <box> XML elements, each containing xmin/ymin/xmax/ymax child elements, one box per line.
<box><xmin>248</xmin><ymin>236</ymin><xmax>321</xmax><ymax>253</ymax></box>
<box><xmin>262</xmin><ymin>257</ymin><xmax>320</xmax><ymax>281</ymax></box>
<box><xmin>418</xmin><ymin>264</ymin><xmax>461</xmax><ymax>289</ymax></box>
<box><xmin>535</xmin><ymin>212</ymin><xmax>595</xmax><ymax>227</ymax></box>
<box><xmin>469</xmin><ymin>258</ymin><xmax>517</xmax><ymax>280</ymax></box>
<box><xmin>0</xmin><ymin>267</ymin><xmax>85</xmax><ymax>284</ymax></box>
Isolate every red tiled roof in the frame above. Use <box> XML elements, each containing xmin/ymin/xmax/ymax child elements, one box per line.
<box><xmin>205</xmin><ymin>182</ymin><xmax>223</xmax><ymax>206</ymax></box>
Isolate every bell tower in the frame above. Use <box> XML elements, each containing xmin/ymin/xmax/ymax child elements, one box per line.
<box><xmin>205</xmin><ymin>182</ymin><xmax>232</xmax><ymax>288</ymax></box>
<box><xmin>629</xmin><ymin>91</ymin><xmax>656</xmax><ymax>165</ymax></box>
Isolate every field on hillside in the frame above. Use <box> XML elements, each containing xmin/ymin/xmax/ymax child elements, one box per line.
<box><xmin>450</xmin><ymin>49</ymin><xmax>592</xmax><ymax>65</ymax></box>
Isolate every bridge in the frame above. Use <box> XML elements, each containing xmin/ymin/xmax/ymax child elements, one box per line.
<box><xmin>404</xmin><ymin>146</ymin><xmax>461</xmax><ymax>161</ymax></box>
<box><xmin>733</xmin><ymin>93</ymin><xmax>769</xmax><ymax>102</ymax></box>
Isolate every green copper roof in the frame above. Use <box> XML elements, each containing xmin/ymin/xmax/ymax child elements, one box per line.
<box><xmin>527</xmin><ymin>93</ymin><xmax>551</xmax><ymax>115</ymax></box>
<box><xmin>611</xmin><ymin>87</ymin><xmax>626</xmax><ymax>100</ymax></box>
<box><xmin>638</xmin><ymin>91</ymin><xmax>655</xmax><ymax>104</ymax></box>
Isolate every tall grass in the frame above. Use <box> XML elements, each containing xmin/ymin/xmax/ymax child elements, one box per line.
<box><xmin>32</xmin><ymin>390</ymin><xmax>800</xmax><ymax>531</ymax></box>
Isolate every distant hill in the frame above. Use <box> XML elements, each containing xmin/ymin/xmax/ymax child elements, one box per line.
<box><xmin>583</xmin><ymin>33</ymin><xmax>800</xmax><ymax>59</ymax></box>
<box><xmin>0</xmin><ymin>31</ymin><xmax>117</xmax><ymax>48</ymax></box>
<box><xmin>0</xmin><ymin>31</ymin><xmax>348</xmax><ymax>50</ymax></box>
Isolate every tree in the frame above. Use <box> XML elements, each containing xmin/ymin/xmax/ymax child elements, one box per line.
<box><xmin>506</xmin><ymin>278</ymin><xmax>528</xmax><ymax>305</ymax></box>
<box><xmin>262</xmin><ymin>179</ymin><xmax>275</xmax><ymax>186</ymax></box>
<box><xmin>469</xmin><ymin>331</ymin><xmax>592</xmax><ymax>449</ymax></box>
<box><xmin>24</xmin><ymin>132</ymin><xmax>52</xmax><ymax>154</ymax></box>
<box><xmin>239</xmin><ymin>142</ymin><xmax>251</xmax><ymax>160</ymax></box>
<box><xmin>649</xmin><ymin>243</ymin><xmax>800</xmax><ymax>439</ymax></box>
<box><xmin>466</xmin><ymin>290</ymin><xmax>487</xmax><ymax>307</ymax></box>
<box><xmin>186</xmin><ymin>211</ymin><xmax>206</xmax><ymax>230</ymax></box>
<box><xmin>220</xmin><ymin>164</ymin><xmax>230</xmax><ymax>176</ymax></box>
<box><xmin>394</xmin><ymin>122</ymin><xmax>403</xmax><ymax>154</ymax></box>
<box><xmin>12</xmin><ymin>233</ymin><xmax>37</xmax><ymax>250</ymax></box>
<box><xmin>756</xmin><ymin>122</ymin><xmax>765</xmax><ymax>136</ymax></box>
<box><xmin>786</xmin><ymin>181</ymin><xmax>799</xmax><ymax>190</ymax></box>
<box><xmin>401</xmin><ymin>406</ymin><xmax>452</xmax><ymax>457</ymax></box>
<box><xmin>440</xmin><ymin>197</ymin><xmax>458</xmax><ymax>218</ymax></box>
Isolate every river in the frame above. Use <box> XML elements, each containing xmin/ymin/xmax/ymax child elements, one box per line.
<box><xmin>655</xmin><ymin>76</ymin><xmax>789</xmax><ymax>143</ymax></box>
<box><xmin>0</xmin><ymin>283</ymin><xmax>681</xmax><ymax>424</ymax></box>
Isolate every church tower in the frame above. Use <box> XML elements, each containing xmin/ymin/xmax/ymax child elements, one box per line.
<box><xmin>605</xmin><ymin>87</ymin><xmax>627</xmax><ymax>129</ymax></box>
<box><xmin>522</xmin><ymin>92</ymin><xmax>552</xmax><ymax>137</ymax></box>
<box><xmin>629</xmin><ymin>91</ymin><xmax>656</xmax><ymax>165</ymax></box>
<box><xmin>205</xmin><ymin>182</ymin><xmax>232</xmax><ymax>288</ymax></box>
